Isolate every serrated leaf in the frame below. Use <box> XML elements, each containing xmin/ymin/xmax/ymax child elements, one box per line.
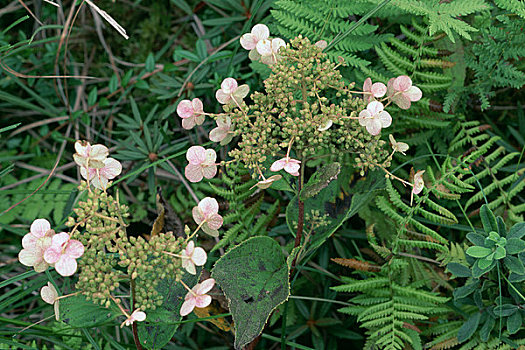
<box><xmin>211</xmin><ymin>236</ymin><xmax>290</xmax><ymax>350</ymax></box>
<box><xmin>480</xmin><ymin>204</ymin><xmax>497</xmax><ymax>234</ymax></box>
<box><xmin>299</xmin><ymin>163</ymin><xmax>341</xmax><ymax>200</ymax></box>
<box><xmin>447</xmin><ymin>262</ymin><xmax>472</xmax><ymax>278</ymax></box>
<box><xmin>457</xmin><ymin>312</ymin><xmax>481</xmax><ymax>342</ymax></box>
<box><xmin>59</xmin><ymin>295</ymin><xmax>119</xmax><ymax>327</ymax></box>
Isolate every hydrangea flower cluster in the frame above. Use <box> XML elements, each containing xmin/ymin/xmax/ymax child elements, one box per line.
<box><xmin>18</xmin><ymin>140</ymin><xmax>226</xmax><ymax>331</ymax></box>
<box><xmin>176</xmin><ymin>33</ymin><xmax>425</xmax><ymax>197</ymax></box>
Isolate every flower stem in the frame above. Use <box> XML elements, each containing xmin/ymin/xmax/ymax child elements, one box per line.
<box><xmin>130</xmin><ymin>280</ymin><xmax>144</xmax><ymax>350</ymax></box>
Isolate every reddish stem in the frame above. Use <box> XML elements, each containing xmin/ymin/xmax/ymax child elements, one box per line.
<box><xmin>131</xmin><ymin>280</ymin><xmax>144</xmax><ymax>350</ymax></box>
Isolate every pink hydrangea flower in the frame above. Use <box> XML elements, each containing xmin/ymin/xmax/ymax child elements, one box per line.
<box><xmin>80</xmin><ymin>157</ymin><xmax>122</xmax><ymax>190</ymax></box>
<box><xmin>318</xmin><ymin>119</ymin><xmax>333</xmax><ymax>131</ymax></box>
<box><xmin>358</xmin><ymin>101</ymin><xmax>392</xmax><ymax>136</ymax></box>
<box><xmin>73</xmin><ymin>140</ymin><xmax>108</xmax><ymax>169</ymax></box>
<box><xmin>387</xmin><ymin>75</ymin><xmax>422</xmax><ymax>110</ymax></box>
<box><xmin>411</xmin><ymin>170</ymin><xmax>425</xmax><ymax>205</ymax></box>
<box><xmin>176</xmin><ymin>98</ymin><xmax>206</xmax><ymax>130</ymax></box>
<box><xmin>270</xmin><ymin>157</ymin><xmax>301</xmax><ymax>176</ymax></box>
<box><xmin>43</xmin><ymin>232</ymin><xmax>85</xmax><ymax>277</ymax></box>
<box><xmin>252</xmin><ymin>174</ymin><xmax>282</xmax><ymax>190</ymax></box>
<box><xmin>184</xmin><ymin>146</ymin><xmax>217</xmax><ymax>183</ymax></box>
<box><xmin>363</xmin><ymin>78</ymin><xmax>387</xmax><ymax>103</ymax></box>
<box><xmin>240</xmin><ymin>24</ymin><xmax>269</xmax><ymax>57</ymax></box>
<box><xmin>389</xmin><ymin>134</ymin><xmax>409</xmax><ymax>155</ymax></box>
<box><xmin>18</xmin><ymin>219</ymin><xmax>55</xmax><ymax>273</ymax></box>
<box><xmin>209</xmin><ymin>116</ymin><xmax>233</xmax><ymax>145</ymax></box>
<box><xmin>180</xmin><ymin>278</ymin><xmax>215</xmax><ymax>316</ymax></box>
<box><xmin>181</xmin><ymin>241</ymin><xmax>207</xmax><ymax>275</ymax></box>
<box><xmin>256</xmin><ymin>38</ymin><xmax>286</xmax><ymax>65</ymax></box>
<box><xmin>215</xmin><ymin>78</ymin><xmax>250</xmax><ymax>105</ymax></box>
<box><xmin>41</xmin><ymin>282</ymin><xmax>60</xmax><ymax>320</ymax></box>
<box><xmin>192</xmin><ymin>197</ymin><xmax>223</xmax><ymax>237</ymax></box>
<box><xmin>121</xmin><ymin>309</ymin><xmax>146</xmax><ymax>328</ymax></box>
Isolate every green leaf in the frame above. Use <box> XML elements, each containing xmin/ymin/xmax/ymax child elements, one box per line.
<box><xmin>196</xmin><ymin>39</ymin><xmax>207</xmax><ymax>60</ymax></box>
<box><xmin>447</xmin><ymin>262</ymin><xmax>472</xmax><ymax>277</ymax></box>
<box><xmin>299</xmin><ymin>163</ymin><xmax>341</xmax><ymax>200</ymax></box>
<box><xmin>466</xmin><ymin>246</ymin><xmax>491</xmax><ymax>258</ymax></box>
<box><xmin>109</xmin><ymin>74</ymin><xmax>119</xmax><ymax>93</ymax></box>
<box><xmin>480</xmin><ymin>204</ymin><xmax>497</xmax><ymax>234</ymax></box>
<box><xmin>496</xmin><ymin>217</ymin><xmax>507</xmax><ymax>237</ymax></box>
<box><xmin>467</xmin><ymin>232</ymin><xmax>486</xmax><ymax>245</ymax></box>
<box><xmin>480</xmin><ymin>315</ymin><xmax>495</xmax><ymax>342</ymax></box>
<box><xmin>59</xmin><ymin>295</ymin><xmax>119</xmax><ymax>327</ymax></box>
<box><xmin>211</xmin><ymin>236</ymin><xmax>290</xmax><ymax>350</ymax></box>
<box><xmin>137</xmin><ymin>271</ymin><xmax>199</xmax><ymax>349</ymax></box>
<box><xmin>506</xmin><ymin>238</ymin><xmax>525</xmax><ymax>255</ymax></box>
<box><xmin>508</xmin><ymin>223</ymin><xmax>525</xmax><ymax>239</ymax></box>
<box><xmin>472</xmin><ymin>259</ymin><xmax>495</xmax><ymax>277</ymax></box>
<box><xmin>88</xmin><ymin>87</ymin><xmax>98</xmax><ymax>106</ymax></box>
<box><xmin>504</xmin><ymin>255</ymin><xmax>525</xmax><ymax>274</ymax></box>
<box><xmin>494</xmin><ymin>246</ymin><xmax>506</xmax><ymax>260</ymax></box>
<box><xmin>478</xmin><ymin>258</ymin><xmax>493</xmax><ymax>269</ymax></box>
<box><xmin>145</xmin><ymin>53</ymin><xmax>155</xmax><ymax>72</ymax></box>
<box><xmin>457</xmin><ymin>312</ymin><xmax>481</xmax><ymax>342</ymax></box>
<box><xmin>453</xmin><ymin>281</ymin><xmax>479</xmax><ymax>299</ymax></box>
<box><xmin>493</xmin><ymin>304</ymin><xmax>518</xmax><ymax>317</ymax></box>
<box><xmin>507</xmin><ymin>310</ymin><xmax>522</xmax><ymax>334</ymax></box>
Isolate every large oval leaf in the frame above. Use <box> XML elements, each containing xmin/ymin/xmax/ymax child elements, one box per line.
<box><xmin>211</xmin><ymin>236</ymin><xmax>290</xmax><ymax>349</ymax></box>
<box><xmin>59</xmin><ymin>295</ymin><xmax>119</xmax><ymax>327</ymax></box>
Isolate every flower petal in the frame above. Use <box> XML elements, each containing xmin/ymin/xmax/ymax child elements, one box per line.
<box><xmin>202</xmin><ymin>164</ymin><xmax>217</xmax><ymax>179</ymax></box>
<box><xmin>192</xmin><ymin>98</ymin><xmax>203</xmax><ymax>114</ymax></box>
<box><xmin>182</xmin><ymin>117</ymin><xmax>196</xmax><ymax>130</ymax></box>
<box><xmin>55</xmin><ymin>255</ymin><xmax>78</xmax><ymax>277</ymax></box>
<box><xmin>371</xmin><ymin>82</ymin><xmax>387</xmax><ymax>97</ymax></box>
<box><xmin>220</xmin><ymin>78</ymin><xmax>238</xmax><ymax>94</ymax></box>
<box><xmin>186</xmin><ymin>146</ymin><xmax>206</xmax><ymax>165</ymax></box>
<box><xmin>256</xmin><ymin>39</ymin><xmax>272</xmax><ymax>56</ymax></box>
<box><xmin>405</xmin><ymin>86</ymin><xmax>422</xmax><ymax>102</ymax></box>
<box><xmin>22</xmin><ymin>232</ymin><xmax>39</xmax><ymax>249</ymax></box>
<box><xmin>271</xmin><ymin>38</ymin><xmax>286</xmax><ymax>53</ymax></box>
<box><xmin>65</xmin><ymin>239</ymin><xmax>85</xmax><ymax>259</ymax></box>
<box><xmin>240</xmin><ymin>33</ymin><xmax>257</xmax><ymax>50</ymax></box>
<box><xmin>184</xmin><ymin>261</ymin><xmax>196</xmax><ymax>275</ymax></box>
<box><xmin>177</xmin><ymin>100</ymin><xmax>193</xmax><ymax>119</ymax></box>
<box><xmin>392</xmin><ymin>94</ymin><xmax>411</xmax><ymax>110</ymax></box>
<box><xmin>101</xmin><ymin>158</ymin><xmax>122</xmax><ymax>179</ymax></box>
<box><xmin>185</xmin><ymin>164</ymin><xmax>204</xmax><ymax>183</ymax></box>
<box><xmin>393</xmin><ymin>75</ymin><xmax>412</xmax><ymax>92</ymax></box>
<box><xmin>270</xmin><ymin>159</ymin><xmax>286</xmax><ymax>172</ymax></box>
<box><xmin>366</xmin><ymin>119</ymin><xmax>382</xmax><ymax>136</ymax></box>
<box><xmin>358</xmin><ymin>110</ymin><xmax>371</xmax><ymax>125</ymax></box>
<box><xmin>197</xmin><ymin>278</ymin><xmax>215</xmax><ymax>294</ymax></box>
<box><xmin>198</xmin><ymin>197</ymin><xmax>219</xmax><ymax>216</ymax></box>
<box><xmin>363</xmin><ymin>77</ymin><xmax>372</xmax><ymax>92</ymax></box>
<box><xmin>367</xmin><ymin>101</ymin><xmax>384</xmax><ymax>116</ymax></box>
<box><xmin>252</xmin><ymin>24</ymin><xmax>269</xmax><ymax>41</ymax></box>
<box><xmin>41</xmin><ymin>283</ymin><xmax>58</xmax><ymax>304</ymax></box>
<box><xmin>284</xmin><ymin>162</ymin><xmax>300</xmax><ymax>175</ymax></box>
<box><xmin>233</xmin><ymin>84</ymin><xmax>250</xmax><ymax>100</ymax></box>
<box><xmin>378</xmin><ymin>111</ymin><xmax>392</xmax><ymax>128</ymax></box>
<box><xmin>215</xmin><ymin>90</ymin><xmax>230</xmax><ymax>104</ymax></box>
<box><xmin>180</xmin><ymin>298</ymin><xmax>196</xmax><ymax>316</ymax></box>
<box><xmin>192</xmin><ymin>206</ymin><xmax>205</xmax><ymax>225</ymax></box>
<box><xmin>206</xmin><ymin>213</ymin><xmax>223</xmax><ymax>230</ymax></box>
<box><xmin>195</xmin><ymin>295</ymin><xmax>212</xmax><ymax>308</ymax></box>
<box><xmin>43</xmin><ymin>246</ymin><xmax>61</xmax><ymax>264</ymax></box>
<box><xmin>31</xmin><ymin>219</ymin><xmax>51</xmax><ymax>237</ymax></box>
<box><xmin>131</xmin><ymin>310</ymin><xmax>146</xmax><ymax>322</ymax></box>
<box><xmin>192</xmin><ymin>247</ymin><xmax>207</xmax><ymax>266</ymax></box>
<box><xmin>19</xmin><ymin>248</ymin><xmax>41</xmax><ymax>267</ymax></box>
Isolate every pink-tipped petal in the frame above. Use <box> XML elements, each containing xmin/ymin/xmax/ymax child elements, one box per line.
<box><xmin>101</xmin><ymin>158</ymin><xmax>122</xmax><ymax>179</ymax></box>
<box><xmin>270</xmin><ymin>159</ymin><xmax>287</xmax><ymax>172</ymax></box>
<box><xmin>284</xmin><ymin>162</ymin><xmax>300</xmax><ymax>175</ymax></box>
<box><xmin>31</xmin><ymin>219</ymin><xmax>51</xmax><ymax>237</ymax></box>
<box><xmin>192</xmin><ymin>206</ymin><xmax>205</xmax><ymax>225</ymax></box>
<box><xmin>392</xmin><ymin>94</ymin><xmax>411</xmax><ymax>110</ymax></box>
<box><xmin>256</xmin><ymin>39</ymin><xmax>272</xmax><ymax>56</ymax></box>
<box><xmin>43</xmin><ymin>246</ymin><xmax>61</xmax><ymax>264</ymax></box>
<box><xmin>195</xmin><ymin>295</ymin><xmax>212</xmax><ymax>308</ymax></box>
<box><xmin>198</xmin><ymin>279</ymin><xmax>215</xmax><ymax>294</ymax></box>
<box><xmin>192</xmin><ymin>98</ymin><xmax>203</xmax><ymax>113</ymax></box>
<box><xmin>367</xmin><ymin>101</ymin><xmax>384</xmax><ymax>116</ymax></box>
<box><xmin>22</xmin><ymin>232</ymin><xmax>39</xmax><ymax>249</ymax></box>
<box><xmin>51</xmin><ymin>232</ymin><xmax>69</xmax><ymax>247</ymax></box>
<box><xmin>405</xmin><ymin>86</ymin><xmax>422</xmax><ymax>101</ymax></box>
<box><xmin>65</xmin><ymin>239</ymin><xmax>85</xmax><ymax>259</ymax></box>
<box><xmin>206</xmin><ymin>213</ymin><xmax>223</xmax><ymax>230</ymax></box>
<box><xmin>240</xmin><ymin>33</ymin><xmax>257</xmax><ymax>50</ymax></box>
<box><xmin>215</xmin><ymin>90</ymin><xmax>230</xmax><ymax>104</ymax></box>
<box><xmin>371</xmin><ymin>82</ymin><xmax>387</xmax><ymax>97</ymax></box>
<box><xmin>192</xmin><ymin>247</ymin><xmax>207</xmax><ymax>266</ymax></box>
<box><xmin>378</xmin><ymin>111</ymin><xmax>392</xmax><ymax>128</ymax></box>
<box><xmin>185</xmin><ymin>164</ymin><xmax>204</xmax><ymax>183</ymax></box>
<box><xmin>180</xmin><ymin>298</ymin><xmax>196</xmax><ymax>316</ymax></box>
<box><xmin>252</xmin><ymin>24</ymin><xmax>269</xmax><ymax>41</ymax></box>
<box><xmin>185</xmin><ymin>241</ymin><xmax>195</xmax><ymax>255</ymax></box>
<box><xmin>199</xmin><ymin>197</ymin><xmax>219</xmax><ymax>216</ymax></box>
<box><xmin>55</xmin><ymin>256</ymin><xmax>77</xmax><ymax>277</ymax></box>
<box><xmin>366</xmin><ymin>119</ymin><xmax>382</xmax><ymax>136</ymax></box>
<box><xmin>186</xmin><ymin>146</ymin><xmax>206</xmax><ymax>165</ymax></box>
<box><xmin>363</xmin><ymin>77</ymin><xmax>372</xmax><ymax>92</ymax></box>
<box><xmin>177</xmin><ymin>100</ymin><xmax>194</xmax><ymax>119</ymax></box>
<box><xmin>202</xmin><ymin>164</ymin><xmax>217</xmax><ymax>179</ymax></box>
<box><xmin>220</xmin><ymin>78</ymin><xmax>238</xmax><ymax>94</ymax></box>
<box><xmin>393</xmin><ymin>75</ymin><xmax>412</xmax><ymax>91</ymax></box>
<box><xmin>19</xmin><ymin>249</ymin><xmax>41</xmax><ymax>266</ymax></box>
<box><xmin>182</xmin><ymin>117</ymin><xmax>197</xmax><ymax>130</ymax></box>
